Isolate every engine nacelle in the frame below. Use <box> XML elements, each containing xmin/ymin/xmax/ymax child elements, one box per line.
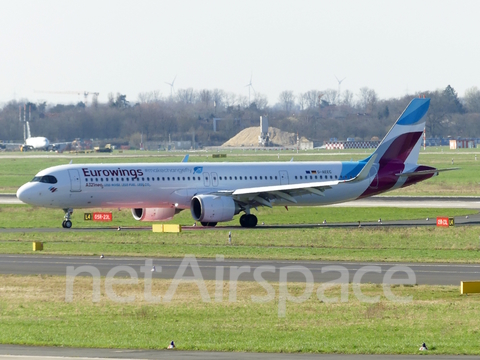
<box><xmin>190</xmin><ymin>195</ymin><xmax>239</xmax><ymax>223</ymax></box>
<box><xmin>131</xmin><ymin>207</ymin><xmax>176</xmax><ymax>222</ymax></box>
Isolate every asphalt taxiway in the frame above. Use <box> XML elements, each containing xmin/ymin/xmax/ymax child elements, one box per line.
<box><xmin>1</xmin><ymin>254</ymin><xmax>480</xmax><ymax>285</ymax></box>
<box><xmin>0</xmin><ymin>344</ymin><xmax>478</xmax><ymax>360</ymax></box>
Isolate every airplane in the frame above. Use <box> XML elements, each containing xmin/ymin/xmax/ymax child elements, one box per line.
<box><xmin>17</xmin><ymin>98</ymin><xmax>453</xmax><ymax>229</ymax></box>
<box><xmin>22</xmin><ymin>122</ymin><xmax>50</xmax><ymax>151</ymax></box>
<box><xmin>7</xmin><ymin>121</ymin><xmax>69</xmax><ymax>151</ymax></box>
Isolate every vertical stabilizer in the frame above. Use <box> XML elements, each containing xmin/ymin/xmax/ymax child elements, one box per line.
<box><xmin>370</xmin><ymin>98</ymin><xmax>430</xmax><ymax>167</ymax></box>
<box><xmin>26</xmin><ymin>121</ymin><xmax>32</xmax><ymax>140</ymax></box>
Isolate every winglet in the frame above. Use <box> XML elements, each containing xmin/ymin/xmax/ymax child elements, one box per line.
<box><xmin>350</xmin><ymin>154</ymin><xmax>377</xmax><ymax>182</ymax></box>
<box><xmin>181</xmin><ymin>154</ymin><xmax>189</xmax><ymax>163</ymax></box>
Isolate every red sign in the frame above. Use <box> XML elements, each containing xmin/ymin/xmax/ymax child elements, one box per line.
<box><xmin>436</xmin><ymin>217</ymin><xmax>449</xmax><ymax>227</ymax></box>
<box><xmin>93</xmin><ymin>212</ymin><xmax>113</xmax><ymax>222</ymax></box>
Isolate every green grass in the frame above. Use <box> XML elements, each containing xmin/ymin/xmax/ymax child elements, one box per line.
<box><xmin>1</xmin><ymin>205</ymin><xmax>479</xmax><ymax>263</ymax></box>
<box><xmin>0</xmin><ymin>204</ymin><xmax>474</xmax><ymax>228</ymax></box>
<box><xmin>1</xmin><ymin>275</ymin><xmax>480</xmax><ymax>354</ymax></box>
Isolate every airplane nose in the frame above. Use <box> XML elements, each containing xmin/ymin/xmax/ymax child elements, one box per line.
<box><xmin>16</xmin><ymin>183</ymin><xmax>36</xmax><ymax>204</ymax></box>
<box><xmin>16</xmin><ymin>184</ymin><xmax>27</xmax><ymax>203</ymax></box>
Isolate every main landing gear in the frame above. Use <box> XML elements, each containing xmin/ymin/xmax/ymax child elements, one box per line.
<box><xmin>62</xmin><ymin>208</ymin><xmax>73</xmax><ymax>228</ymax></box>
<box><xmin>201</xmin><ymin>222</ymin><xmax>217</xmax><ymax>227</ymax></box>
<box><xmin>239</xmin><ymin>214</ymin><xmax>257</xmax><ymax>228</ymax></box>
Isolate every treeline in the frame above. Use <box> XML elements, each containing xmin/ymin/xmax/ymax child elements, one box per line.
<box><xmin>1</xmin><ymin>85</ymin><xmax>480</xmax><ymax>147</ymax></box>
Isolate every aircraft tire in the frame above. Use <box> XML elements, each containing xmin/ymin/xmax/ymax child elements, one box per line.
<box><xmin>64</xmin><ymin>220</ymin><xmax>72</xmax><ymax>229</ymax></box>
<box><xmin>201</xmin><ymin>222</ymin><xmax>217</xmax><ymax>227</ymax></box>
<box><xmin>247</xmin><ymin>214</ymin><xmax>258</xmax><ymax>228</ymax></box>
<box><xmin>239</xmin><ymin>214</ymin><xmax>247</xmax><ymax>227</ymax></box>
<box><xmin>240</xmin><ymin>214</ymin><xmax>257</xmax><ymax>228</ymax></box>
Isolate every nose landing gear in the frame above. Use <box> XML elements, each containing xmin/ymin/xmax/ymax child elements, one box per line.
<box><xmin>62</xmin><ymin>208</ymin><xmax>73</xmax><ymax>228</ymax></box>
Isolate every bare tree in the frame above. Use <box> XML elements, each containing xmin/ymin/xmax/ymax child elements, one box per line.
<box><xmin>254</xmin><ymin>92</ymin><xmax>269</xmax><ymax>111</ymax></box>
<box><xmin>278</xmin><ymin>90</ymin><xmax>295</xmax><ymax>112</ymax></box>
<box><xmin>224</xmin><ymin>92</ymin><xmax>237</xmax><ymax>107</ymax></box>
<box><xmin>304</xmin><ymin>90</ymin><xmax>320</xmax><ymax>109</ymax></box>
<box><xmin>297</xmin><ymin>93</ymin><xmax>305</xmax><ymax>111</ymax></box>
<box><xmin>212</xmin><ymin>89</ymin><xmax>225</xmax><ymax>110</ymax></box>
<box><xmin>357</xmin><ymin>87</ymin><xmax>377</xmax><ymax>112</ymax></box>
<box><xmin>322</xmin><ymin>89</ymin><xmax>338</xmax><ymax>106</ymax></box>
<box><xmin>340</xmin><ymin>89</ymin><xmax>354</xmax><ymax>107</ymax></box>
<box><xmin>199</xmin><ymin>89</ymin><xmax>211</xmax><ymax>108</ymax></box>
<box><xmin>176</xmin><ymin>88</ymin><xmax>195</xmax><ymax>104</ymax></box>
<box><xmin>464</xmin><ymin>87</ymin><xmax>480</xmax><ymax>113</ymax></box>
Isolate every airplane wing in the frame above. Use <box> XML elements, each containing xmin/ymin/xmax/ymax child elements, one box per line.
<box><xmin>213</xmin><ymin>180</ymin><xmax>340</xmax><ymax>207</ymax></box>
<box><xmin>208</xmin><ymin>155</ymin><xmax>378</xmax><ymax>208</ymax></box>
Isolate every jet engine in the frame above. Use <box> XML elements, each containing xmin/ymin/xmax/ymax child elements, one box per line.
<box><xmin>131</xmin><ymin>207</ymin><xmax>177</xmax><ymax>221</ymax></box>
<box><xmin>190</xmin><ymin>195</ymin><xmax>239</xmax><ymax>223</ymax></box>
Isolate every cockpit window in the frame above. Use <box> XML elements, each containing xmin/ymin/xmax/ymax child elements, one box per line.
<box><xmin>31</xmin><ymin>175</ymin><xmax>57</xmax><ymax>184</ymax></box>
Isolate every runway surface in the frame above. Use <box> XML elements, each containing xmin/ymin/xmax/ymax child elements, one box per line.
<box><xmin>1</xmin><ymin>254</ymin><xmax>479</xmax><ymax>285</ymax></box>
<box><xmin>0</xmin><ymin>345</ymin><xmax>477</xmax><ymax>360</ymax></box>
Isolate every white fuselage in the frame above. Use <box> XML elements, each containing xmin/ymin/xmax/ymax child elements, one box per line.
<box><xmin>25</xmin><ymin>137</ymin><xmax>50</xmax><ymax>150</ymax></box>
<box><xmin>16</xmin><ymin>161</ymin><xmax>385</xmax><ymax>210</ymax></box>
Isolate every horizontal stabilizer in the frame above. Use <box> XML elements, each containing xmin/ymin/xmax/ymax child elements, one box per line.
<box><xmin>396</xmin><ymin>167</ymin><xmax>459</xmax><ymax>177</ymax></box>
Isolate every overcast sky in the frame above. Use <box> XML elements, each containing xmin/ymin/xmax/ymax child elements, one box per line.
<box><xmin>1</xmin><ymin>0</ymin><xmax>479</xmax><ymax>106</ymax></box>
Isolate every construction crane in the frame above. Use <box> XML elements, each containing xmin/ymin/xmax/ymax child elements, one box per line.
<box><xmin>34</xmin><ymin>90</ymin><xmax>100</xmax><ymax>106</ymax></box>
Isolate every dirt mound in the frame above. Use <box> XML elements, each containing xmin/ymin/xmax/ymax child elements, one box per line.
<box><xmin>222</xmin><ymin>126</ymin><xmax>299</xmax><ymax>147</ymax></box>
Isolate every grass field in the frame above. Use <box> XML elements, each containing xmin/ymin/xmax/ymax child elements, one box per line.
<box><xmin>1</xmin><ymin>147</ymin><xmax>480</xmax><ymax>195</ymax></box>
<box><xmin>1</xmin><ymin>275</ymin><xmax>479</xmax><ymax>354</ymax></box>
<box><xmin>0</xmin><ymin>205</ymin><xmax>478</xmax><ymax>263</ymax></box>
<box><xmin>1</xmin><ymin>149</ymin><xmax>480</xmax><ymax>354</ymax></box>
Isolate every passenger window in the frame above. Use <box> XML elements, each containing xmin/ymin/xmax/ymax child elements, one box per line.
<box><xmin>188</xmin><ymin>177</ymin><xmax>190</xmax><ymax>180</ymax></box>
<box><xmin>162</xmin><ymin>177</ymin><xmax>165</xmax><ymax>181</ymax></box>
<box><xmin>101</xmin><ymin>178</ymin><xmax>103</xmax><ymax>181</ymax></box>
<box><xmin>239</xmin><ymin>176</ymin><xmax>242</xmax><ymax>180</ymax></box>
<box><xmin>250</xmin><ymin>176</ymin><xmax>252</xmax><ymax>180</ymax></box>
<box><xmin>121</xmin><ymin>178</ymin><xmax>123</xmax><ymax>181</ymax></box>
<box><xmin>335</xmin><ymin>175</ymin><xmax>338</xmax><ymax>179</ymax></box>
<box><xmin>270</xmin><ymin>176</ymin><xmax>272</xmax><ymax>180</ymax></box>
<box><xmin>254</xmin><ymin>176</ymin><xmax>257</xmax><ymax>180</ymax></box>
<box><xmin>295</xmin><ymin>176</ymin><xmax>298</xmax><ymax>179</ymax></box>
<box><xmin>275</xmin><ymin>176</ymin><xmax>277</xmax><ymax>180</ymax></box>
<box><xmin>300</xmin><ymin>176</ymin><xmax>303</xmax><ymax>179</ymax></box>
<box><xmin>315</xmin><ymin>175</ymin><xmax>317</xmax><ymax>179</ymax></box>
<box><xmin>167</xmin><ymin>177</ymin><xmax>170</xmax><ymax>181</ymax></box>
<box><xmin>234</xmin><ymin>176</ymin><xmax>237</xmax><ymax>180</ymax></box>
<box><xmin>260</xmin><ymin>176</ymin><xmax>262</xmax><ymax>180</ymax></box>
<box><xmin>229</xmin><ymin>176</ymin><xmax>232</xmax><ymax>180</ymax></box>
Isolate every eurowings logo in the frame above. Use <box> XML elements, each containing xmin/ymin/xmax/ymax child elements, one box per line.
<box><xmin>48</xmin><ymin>186</ymin><xmax>57</xmax><ymax>193</ymax></box>
<box><xmin>193</xmin><ymin>167</ymin><xmax>203</xmax><ymax>174</ymax></box>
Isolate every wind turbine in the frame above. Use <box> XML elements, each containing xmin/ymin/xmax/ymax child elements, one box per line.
<box><xmin>334</xmin><ymin>75</ymin><xmax>346</xmax><ymax>96</ymax></box>
<box><xmin>245</xmin><ymin>74</ymin><xmax>256</xmax><ymax>104</ymax></box>
<box><xmin>165</xmin><ymin>75</ymin><xmax>177</xmax><ymax>98</ymax></box>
